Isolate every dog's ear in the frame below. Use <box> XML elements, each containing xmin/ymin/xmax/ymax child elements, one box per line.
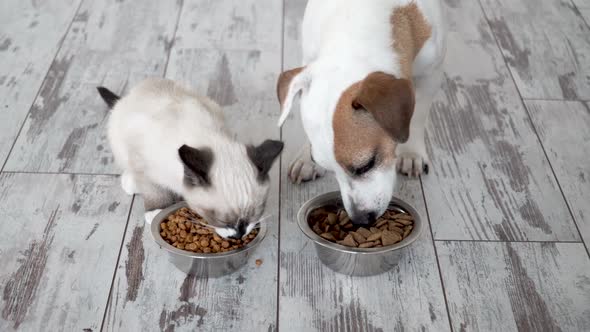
<box><xmin>353</xmin><ymin>72</ymin><xmax>415</xmax><ymax>143</ymax></box>
<box><xmin>276</xmin><ymin>66</ymin><xmax>310</xmax><ymax>127</ymax></box>
<box><xmin>178</xmin><ymin>145</ymin><xmax>214</xmax><ymax>187</ymax></box>
<box><xmin>247</xmin><ymin>140</ymin><xmax>284</xmax><ymax>180</ymax></box>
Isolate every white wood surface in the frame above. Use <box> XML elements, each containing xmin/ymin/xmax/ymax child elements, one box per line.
<box><xmin>525</xmin><ymin>100</ymin><xmax>590</xmax><ymax>248</ymax></box>
<box><xmin>0</xmin><ymin>0</ymin><xmax>81</xmax><ymax>168</ymax></box>
<box><xmin>3</xmin><ymin>0</ymin><xmax>181</xmax><ymax>174</ymax></box>
<box><xmin>480</xmin><ymin>0</ymin><xmax>590</xmax><ymax>100</ymax></box>
<box><xmin>423</xmin><ymin>0</ymin><xmax>579</xmax><ymax>241</ymax></box>
<box><xmin>0</xmin><ymin>173</ymin><xmax>131</xmax><ymax>331</ymax></box>
<box><xmin>103</xmin><ymin>1</ymin><xmax>283</xmax><ymax>331</ymax></box>
<box><xmin>0</xmin><ymin>0</ymin><xmax>589</xmax><ymax>331</ymax></box>
<box><xmin>437</xmin><ymin>241</ymin><xmax>590</xmax><ymax>332</ymax></box>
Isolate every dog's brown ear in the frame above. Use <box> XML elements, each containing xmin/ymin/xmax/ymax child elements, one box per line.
<box><xmin>353</xmin><ymin>72</ymin><xmax>415</xmax><ymax>143</ymax></box>
<box><xmin>276</xmin><ymin>66</ymin><xmax>309</xmax><ymax>127</ymax></box>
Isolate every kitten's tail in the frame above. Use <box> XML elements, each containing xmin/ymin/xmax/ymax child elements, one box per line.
<box><xmin>96</xmin><ymin>87</ymin><xmax>120</xmax><ymax>108</ymax></box>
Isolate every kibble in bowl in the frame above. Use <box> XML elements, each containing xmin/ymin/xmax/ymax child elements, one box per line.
<box><xmin>297</xmin><ymin>192</ymin><xmax>422</xmax><ymax>276</ymax></box>
<box><xmin>150</xmin><ymin>202</ymin><xmax>266</xmax><ymax>278</ymax></box>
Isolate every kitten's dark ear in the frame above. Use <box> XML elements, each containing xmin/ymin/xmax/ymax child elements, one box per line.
<box><xmin>247</xmin><ymin>140</ymin><xmax>284</xmax><ymax>180</ymax></box>
<box><xmin>178</xmin><ymin>145</ymin><xmax>214</xmax><ymax>187</ymax></box>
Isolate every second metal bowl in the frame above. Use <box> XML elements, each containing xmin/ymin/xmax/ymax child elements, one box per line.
<box><xmin>297</xmin><ymin>192</ymin><xmax>423</xmax><ymax>276</ymax></box>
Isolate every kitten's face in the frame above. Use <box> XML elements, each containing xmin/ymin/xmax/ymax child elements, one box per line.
<box><xmin>178</xmin><ymin>140</ymin><xmax>283</xmax><ymax>238</ymax></box>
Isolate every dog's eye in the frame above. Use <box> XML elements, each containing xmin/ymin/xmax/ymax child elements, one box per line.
<box><xmin>352</xmin><ymin>156</ymin><xmax>376</xmax><ymax>176</ymax></box>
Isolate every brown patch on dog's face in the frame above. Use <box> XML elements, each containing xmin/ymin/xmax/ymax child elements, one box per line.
<box><xmin>391</xmin><ymin>3</ymin><xmax>432</xmax><ymax>78</ymax></box>
<box><xmin>333</xmin><ymin>82</ymin><xmax>397</xmax><ymax>174</ymax></box>
<box><xmin>277</xmin><ymin>67</ymin><xmax>305</xmax><ymax>108</ymax></box>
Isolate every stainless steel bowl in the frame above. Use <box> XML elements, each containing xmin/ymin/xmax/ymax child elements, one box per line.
<box><xmin>297</xmin><ymin>192</ymin><xmax>423</xmax><ymax>276</ymax></box>
<box><xmin>150</xmin><ymin>202</ymin><xmax>267</xmax><ymax>278</ymax></box>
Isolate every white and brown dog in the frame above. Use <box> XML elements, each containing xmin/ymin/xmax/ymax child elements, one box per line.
<box><xmin>277</xmin><ymin>0</ymin><xmax>446</xmax><ymax>225</ymax></box>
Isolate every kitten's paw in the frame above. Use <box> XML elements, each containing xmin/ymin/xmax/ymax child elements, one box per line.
<box><xmin>121</xmin><ymin>172</ymin><xmax>138</xmax><ymax>195</ymax></box>
<box><xmin>144</xmin><ymin>209</ymin><xmax>162</xmax><ymax>224</ymax></box>
<box><xmin>288</xmin><ymin>145</ymin><xmax>326</xmax><ymax>184</ymax></box>
<box><xmin>395</xmin><ymin>142</ymin><xmax>430</xmax><ymax>177</ymax></box>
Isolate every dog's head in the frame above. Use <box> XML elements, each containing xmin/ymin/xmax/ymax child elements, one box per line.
<box><xmin>178</xmin><ymin>140</ymin><xmax>283</xmax><ymax>238</ymax></box>
<box><xmin>278</xmin><ymin>68</ymin><xmax>414</xmax><ymax>225</ymax></box>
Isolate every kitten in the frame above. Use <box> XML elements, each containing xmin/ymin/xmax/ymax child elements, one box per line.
<box><xmin>98</xmin><ymin>78</ymin><xmax>283</xmax><ymax>238</ymax></box>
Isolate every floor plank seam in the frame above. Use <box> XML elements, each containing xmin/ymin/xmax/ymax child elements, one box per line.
<box><xmin>275</xmin><ymin>1</ymin><xmax>285</xmax><ymax>330</ymax></box>
<box><xmin>434</xmin><ymin>239</ymin><xmax>584</xmax><ymax>244</ymax></box>
<box><xmin>162</xmin><ymin>0</ymin><xmax>184</xmax><ymax>78</ymax></box>
<box><xmin>0</xmin><ymin>0</ymin><xmax>85</xmax><ymax>174</ymax></box>
<box><xmin>570</xmin><ymin>0</ymin><xmax>590</xmax><ymax>30</ymax></box>
<box><xmin>477</xmin><ymin>0</ymin><xmax>590</xmax><ymax>259</ymax></box>
<box><xmin>99</xmin><ymin>195</ymin><xmax>136</xmax><ymax>332</ymax></box>
<box><xmin>419</xmin><ymin>178</ymin><xmax>455</xmax><ymax>332</ymax></box>
<box><xmin>1</xmin><ymin>170</ymin><xmax>120</xmax><ymax>177</ymax></box>
<box><xmin>523</xmin><ymin>97</ymin><xmax>590</xmax><ymax>103</ymax></box>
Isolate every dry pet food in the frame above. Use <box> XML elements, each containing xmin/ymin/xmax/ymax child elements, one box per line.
<box><xmin>160</xmin><ymin>207</ymin><xmax>257</xmax><ymax>253</ymax></box>
<box><xmin>308</xmin><ymin>206</ymin><xmax>414</xmax><ymax>248</ymax></box>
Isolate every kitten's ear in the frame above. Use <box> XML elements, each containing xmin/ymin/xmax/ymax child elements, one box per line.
<box><xmin>247</xmin><ymin>140</ymin><xmax>284</xmax><ymax>180</ymax></box>
<box><xmin>178</xmin><ymin>145</ymin><xmax>214</xmax><ymax>187</ymax></box>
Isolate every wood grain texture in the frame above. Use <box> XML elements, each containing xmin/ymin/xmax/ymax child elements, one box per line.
<box><xmin>103</xmin><ymin>1</ymin><xmax>282</xmax><ymax>331</ymax></box>
<box><xmin>278</xmin><ymin>1</ymin><xmax>449</xmax><ymax>331</ymax></box>
<box><xmin>437</xmin><ymin>241</ymin><xmax>590</xmax><ymax>332</ymax></box>
<box><xmin>423</xmin><ymin>0</ymin><xmax>579</xmax><ymax>241</ymax></box>
<box><xmin>573</xmin><ymin>0</ymin><xmax>590</xmax><ymax>9</ymax></box>
<box><xmin>3</xmin><ymin>0</ymin><xmax>182</xmax><ymax>174</ymax></box>
<box><xmin>0</xmin><ymin>0</ymin><xmax>81</xmax><ymax>168</ymax></box>
<box><xmin>0</xmin><ymin>173</ymin><xmax>131</xmax><ymax>331</ymax></box>
<box><xmin>480</xmin><ymin>0</ymin><xmax>590</xmax><ymax>100</ymax></box>
<box><xmin>525</xmin><ymin>100</ymin><xmax>590</xmax><ymax>248</ymax></box>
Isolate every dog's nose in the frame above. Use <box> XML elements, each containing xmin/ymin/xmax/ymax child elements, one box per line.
<box><xmin>351</xmin><ymin>211</ymin><xmax>378</xmax><ymax>226</ymax></box>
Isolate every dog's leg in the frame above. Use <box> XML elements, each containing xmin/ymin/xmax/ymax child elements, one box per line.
<box><xmin>288</xmin><ymin>141</ymin><xmax>326</xmax><ymax>184</ymax></box>
<box><xmin>396</xmin><ymin>68</ymin><xmax>443</xmax><ymax>177</ymax></box>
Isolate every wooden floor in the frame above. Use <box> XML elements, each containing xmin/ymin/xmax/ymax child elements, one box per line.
<box><xmin>1</xmin><ymin>0</ymin><xmax>589</xmax><ymax>331</ymax></box>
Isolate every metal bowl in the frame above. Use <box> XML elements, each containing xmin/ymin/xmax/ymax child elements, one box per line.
<box><xmin>297</xmin><ymin>192</ymin><xmax>423</xmax><ymax>276</ymax></box>
<box><xmin>150</xmin><ymin>202</ymin><xmax>267</xmax><ymax>278</ymax></box>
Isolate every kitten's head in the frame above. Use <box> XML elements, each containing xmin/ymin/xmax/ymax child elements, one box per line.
<box><xmin>178</xmin><ymin>139</ymin><xmax>283</xmax><ymax>238</ymax></box>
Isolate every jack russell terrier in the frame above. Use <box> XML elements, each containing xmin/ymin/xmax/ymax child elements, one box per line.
<box><xmin>277</xmin><ymin>0</ymin><xmax>446</xmax><ymax>225</ymax></box>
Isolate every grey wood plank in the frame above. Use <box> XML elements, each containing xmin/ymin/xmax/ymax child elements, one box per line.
<box><xmin>103</xmin><ymin>1</ymin><xmax>282</xmax><ymax>331</ymax></box>
<box><xmin>525</xmin><ymin>100</ymin><xmax>590</xmax><ymax>249</ymax></box>
<box><xmin>573</xmin><ymin>0</ymin><xmax>590</xmax><ymax>9</ymax></box>
<box><xmin>480</xmin><ymin>0</ymin><xmax>590</xmax><ymax>100</ymax></box>
<box><xmin>0</xmin><ymin>173</ymin><xmax>131</xmax><ymax>331</ymax></box>
<box><xmin>3</xmin><ymin>0</ymin><xmax>182</xmax><ymax>174</ymax></box>
<box><xmin>437</xmin><ymin>241</ymin><xmax>590</xmax><ymax>332</ymax></box>
<box><xmin>0</xmin><ymin>0</ymin><xmax>82</xmax><ymax>168</ymax></box>
<box><xmin>278</xmin><ymin>1</ymin><xmax>450</xmax><ymax>331</ymax></box>
<box><xmin>581</xmin><ymin>9</ymin><xmax>590</xmax><ymax>27</ymax></box>
<box><xmin>423</xmin><ymin>0</ymin><xmax>579</xmax><ymax>241</ymax></box>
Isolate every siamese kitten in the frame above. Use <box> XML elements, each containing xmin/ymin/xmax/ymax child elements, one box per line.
<box><xmin>98</xmin><ymin>78</ymin><xmax>283</xmax><ymax>238</ymax></box>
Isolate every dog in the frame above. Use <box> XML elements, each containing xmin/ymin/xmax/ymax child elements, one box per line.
<box><xmin>277</xmin><ymin>0</ymin><xmax>446</xmax><ymax>225</ymax></box>
<box><xmin>98</xmin><ymin>78</ymin><xmax>283</xmax><ymax>238</ymax></box>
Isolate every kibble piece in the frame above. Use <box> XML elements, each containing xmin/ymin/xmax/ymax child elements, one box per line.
<box><xmin>375</xmin><ymin>219</ymin><xmax>388</xmax><ymax>228</ymax></box>
<box><xmin>255</xmin><ymin>259</ymin><xmax>263</xmax><ymax>266</ymax></box>
<box><xmin>350</xmin><ymin>231</ymin><xmax>367</xmax><ymax>244</ymax></box>
<box><xmin>343</xmin><ymin>222</ymin><xmax>353</xmax><ymax>229</ymax></box>
<box><xmin>221</xmin><ymin>241</ymin><xmax>230</xmax><ymax>249</ymax></box>
<box><xmin>357</xmin><ymin>227</ymin><xmax>372</xmax><ymax>238</ymax></box>
<box><xmin>320</xmin><ymin>232</ymin><xmax>336</xmax><ymax>241</ymax></box>
<box><xmin>396</xmin><ymin>218</ymin><xmax>413</xmax><ymax>226</ymax></box>
<box><xmin>366</xmin><ymin>232</ymin><xmax>382</xmax><ymax>242</ymax></box>
<box><xmin>326</xmin><ymin>213</ymin><xmax>337</xmax><ymax>225</ymax></box>
<box><xmin>337</xmin><ymin>234</ymin><xmax>358</xmax><ymax>247</ymax></box>
<box><xmin>196</xmin><ymin>229</ymin><xmax>209</xmax><ymax>235</ymax></box>
<box><xmin>382</xmin><ymin>230</ymin><xmax>402</xmax><ymax>246</ymax></box>
<box><xmin>200</xmin><ymin>239</ymin><xmax>210</xmax><ymax>247</ymax></box>
<box><xmin>186</xmin><ymin>243</ymin><xmax>197</xmax><ymax>251</ymax></box>
<box><xmin>202</xmin><ymin>247</ymin><xmax>211</xmax><ymax>253</ymax></box>
<box><xmin>179</xmin><ymin>230</ymin><xmax>187</xmax><ymax>238</ymax></box>
<box><xmin>389</xmin><ymin>226</ymin><xmax>404</xmax><ymax>235</ymax></box>
<box><xmin>213</xmin><ymin>234</ymin><xmax>222</xmax><ymax>243</ymax></box>
<box><xmin>312</xmin><ymin>223</ymin><xmax>322</xmax><ymax>235</ymax></box>
<box><xmin>397</xmin><ymin>214</ymin><xmax>413</xmax><ymax>221</ymax></box>
<box><xmin>212</xmin><ymin>244</ymin><xmax>221</xmax><ymax>252</ymax></box>
<box><xmin>403</xmin><ymin>226</ymin><xmax>412</xmax><ymax>238</ymax></box>
<box><xmin>359</xmin><ymin>241</ymin><xmax>377</xmax><ymax>248</ymax></box>
<box><xmin>369</xmin><ymin>227</ymin><xmax>380</xmax><ymax>234</ymax></box>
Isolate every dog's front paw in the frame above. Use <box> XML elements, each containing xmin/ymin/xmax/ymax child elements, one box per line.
<box><xmin>396</xmin><ymin>146</ymin><xmax>430</xmax><ymax>177</ymax></box>
<box><xmin>288</xmin><ymin>145</ymin><xmax>326</xmax><ymax>184</ymax></box>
